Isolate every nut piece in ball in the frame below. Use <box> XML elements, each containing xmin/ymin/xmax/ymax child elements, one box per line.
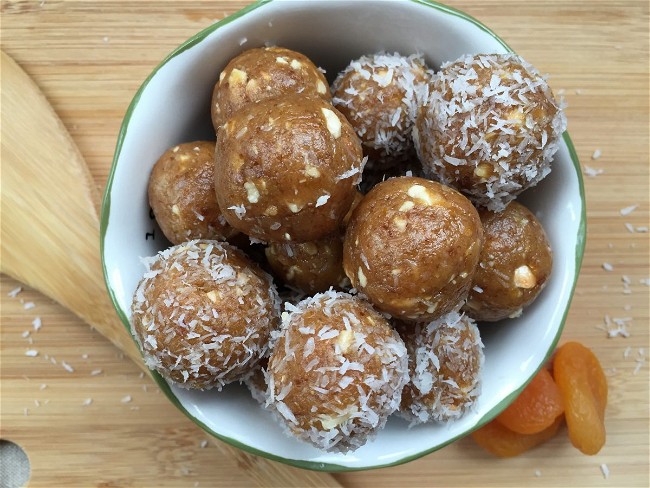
<box><xmin>343</xmin><ymin>176</ymin><xmax>483</xmax><ymax>321</ymax></box>
<box><xmin>396</xmin><ymin>311</ymin><xmax>484</xmax><ymax>423</ymax></box>
<box><xmin>215</xmin><ymin>94</ymin><xmax>363</xmax><ymax>242</ymax></box>
<box><xmin>266</xmin><ymin>291</ymin><xmax>409</xmax><ymax>452</ymax></box>
<box><xmin>211</xmin><ymin>46</ymin><xmax>330</xmax><ymax>130</ymax></box>
<box><xmin>332</xmin><ymin>52</ymin><xmax>431</xmax><ymax>168</ymax></box>
<box><xmin>148</xmin><ymin>141</ymin><xmax>237</xmax><ymax>244</ymax></box>
<box><xmin>414</xmin><ymin>53</ymin><xmax>566</xmax><ymax>211</ymax></box>
<box><xmin>130</xmin><ymin>240</ymin><xmax>280</xmax><ymax>390</ymax></box>
<box><xmin>463</xmin><ymin>201</ymin><xmax>553</xmax><ymax>321</ymax></box>
<box><xmin>265</xmin><ymin>234</ymin><xmax>349</xmax><ymax>295</ymax></box>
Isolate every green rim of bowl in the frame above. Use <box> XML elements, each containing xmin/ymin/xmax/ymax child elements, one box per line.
<box><xmin>100</xmin><ymin>0</ymin><xmax>587</xmax><ymax>472</ymax></box>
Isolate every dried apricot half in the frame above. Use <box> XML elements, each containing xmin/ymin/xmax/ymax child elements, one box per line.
<box><xmin>496</xmin><ymin>367</ymin><xmax>564</xmax><ymax>434</ymax></box>
<box><xmin>471</xmin><ymin>415</ymin><xmax>563</xmax><ymax>458</ymax></box>
<box><xmin>553</xmin><ymin>342</ymin><xmax>607</xmax><ymax>455</ymax></box>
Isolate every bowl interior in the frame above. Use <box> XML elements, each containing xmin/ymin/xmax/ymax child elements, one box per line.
<box><xmin>101</xmin><ymin>0</ymin><xmax>585</xmax><ymax>471</ymax></box>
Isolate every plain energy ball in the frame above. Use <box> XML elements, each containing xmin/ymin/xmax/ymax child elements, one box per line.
<box><xmin>130</xmin><ymin>240</ymin><xmax>281</xmax><ymax>390</ymax></box>
<box><xmin>215</xmin><ymin>94</ymin><xmax>363</xmax><ymax>242</ymax></box>
<box><xmin>463</xmin><ymin>201</ymin><xmax>553</xmax><ymax>321</ymax></box>
<box><xmin>332</xmin><ymin>52</ymin><xmax>432</xmax><ymax>168</ymax></box>
<box><xmin>211</xmin><ymin>46</ymin><xmax>330</xmax><ymax>130</ymax></box>
<box><xmin>264</xmin><ymin>234</ymin><xmax>349</xmax><ymax>295</ymax></box>
<box><xmin>414</xmin><ymin>53</ymin><xmax>567</xmax><ymax>211</ymax></box>
<box><xmin>148</xmin><ymin>141</ymin><xmax>237</xmax><ymax>244</ymax></box>
<box><xmin>266</xmin><ymin>291</ymin><xmax>409</xmax><ymax>452</ymax></box>
<box><xmin>343</xmin><ymin>177</ymin><xmax>484</xmax><ymax>321</ymax></box>
<box><xmin>397</xmin><ymin>311</ymin><xmax>484</xmax><ymax>423</ymax></box>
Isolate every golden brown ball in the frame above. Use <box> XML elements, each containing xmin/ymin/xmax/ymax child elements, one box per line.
<box><xmin>211</xmin><ymin>46</ymin><xmax>330</xmax><ymax>131</ymax></box>
<box><xmin>215</xmin><ymin>94</ymin><xmax>363</xmax><ymax>242</ymax></box>
<box><xmin>265</xmin><ymin>234</ymin><xmax>348</xmax><ymax>295</ymax></box>
<box><xmin>148</xmin><ymin>141</ymin><xmax>237</xmax><ymax>244</ymax></box>
<box><xmin>463</xmin><ymin>201</ymin><xmax>553</xmax><ymax>321</ymax></box>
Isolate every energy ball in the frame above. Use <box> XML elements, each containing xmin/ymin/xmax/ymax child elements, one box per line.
<box><xmin>148</xmin><ymin>141</ymin><xmax>237</xmax><ymax>244</ymax></box>
<box><xmin>266</xmin><ymin>291</ymin><xmax>409</xmax><ymax>453</ymax></box>
<box><xmin>264</xmin><ymin>234</ymin><xmax>348</xmax><ymax>295</ymax></box>
<box><xmin>343</xmin><ymin>177</ymin><xmax>483</xmax><ymax>321</ymax></box>
<box><xmin>332</xmin><ymin>52</ymin><xmax>431</xmax><ymax>167</ymax></box>
<box><xmin>211</xmin><ymin>46</ymin><xmax>330</xmax><ymax>130</ymax></box>
<box><xmin>215</xmin><ymin>94</ymin><xmax>364</xmax><ymax>242</ymax></box>
<box><xmin>396</xmin><ymin>311</ymin><xmax>484</xmax><ymax>424</ymax></box>
<box><xmin>414</xmin><ymin>53</ymin><xmax>567</xmax><ymax>211</ymax></box>
<box><xmin>130</xmin><ymin>240</ymin><xmax>280</xmax><ymax>390</ymax></box>
<box><xmin>463</xmin><ymin>201</ymin><xmax>553</xmax><ymax>321</ymax></box>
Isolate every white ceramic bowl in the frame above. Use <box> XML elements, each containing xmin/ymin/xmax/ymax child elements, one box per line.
<box><xmin>101</xmin><ymin>0</ymin><xmax>586</xmax><ymax>471</ymax></box>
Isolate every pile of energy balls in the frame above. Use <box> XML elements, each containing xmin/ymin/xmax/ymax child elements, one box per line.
<box><xmin>131</xmin><ymin>46</ymin><xmax>566</xmax><ymax>453</ymax></box>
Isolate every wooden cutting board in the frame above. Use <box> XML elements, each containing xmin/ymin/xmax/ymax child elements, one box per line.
<box><xmin>1</xmin><ymin>1</ymin><xmax>648</xmax><ymax>487</ymax></box>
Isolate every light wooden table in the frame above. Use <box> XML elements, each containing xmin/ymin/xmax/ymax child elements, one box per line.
<box><xmin>1</xmin><ymin>1</ymin><xmax>648</xmax><ymax>487</ymax></box>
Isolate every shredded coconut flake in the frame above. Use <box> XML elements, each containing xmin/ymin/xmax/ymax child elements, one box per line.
<box><xmin>583</xmin><ymin>165</ymin><xmax>604</xmax><ymax>177</ymax></box>
<box><xmin>32</xmin><ymin>317</ymin><xmax>42</xmax><ymax>331</ymax></box>
<box><xmin>8</xmin><ymin>286</ymin><xmax>22</xmax><ymax>298</ymax></box>
<box><xmin>619</xmin><ymin>205</ymin><xmax>638</xmax><ymax>216</ymax></box>
<box><xmin>600</xmin><ymin>463</ymin><xmax>610</xmax><ymax>480</ymax></box>
<box><xmin>227</xmin><ymin>204</ymin><xmax>246</xmax><ymax>219</ymax></box>
<box><xmin>25</xmin><ymin>349</ymin><xmax>38</xmax><ymax>357</ymax></box>
<box><xmin>315</xmin><ymin>194</ymin><xmax>330</xmax><ymax>207</ymax></box>
<box><xmin>591</xmin><ymin>149</ymin><xmax>602</xmax><ymax>160</ymax></box>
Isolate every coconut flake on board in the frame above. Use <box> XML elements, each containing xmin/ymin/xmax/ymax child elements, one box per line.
<box><xmin>619</xmin><ymin>204</ymin><xmax>638</xmax><ymax>216</ymax></box>
<box><xmin>7</xmin><ymin>286</ymin><xmax>22</xmax><ymax>298</ymax></box>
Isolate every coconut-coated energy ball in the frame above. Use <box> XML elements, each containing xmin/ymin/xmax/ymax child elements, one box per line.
<box><xmin>215</xmin><ymin>94</ymin><xmax>364</xmax><ymax>242</ymax></box>
<box><xmin>266</xmin><ymin>291</ymin><xmax>409</xmax><ymax>453</ymax></box>
<box><xmin>414</xmin><ymin>53</ymin><xmax>567</xmax><ymax>211</ymax></box>
<box><xmin>130</xmin><ymin>240</ymin><xmax>280</xmax><ymax>390</ymax></box>
<box><xmin>264</xmin><ymin>234</ymin><xmax>348</xmax><ymax>295</ymax></box>
<box><xmin>211</xmin><ymin>46</ymin><xmax>330</xmax><ymax>130</ymax></box>
<box><xmin>463</xmin><ymin>201</ymin><xmax>553</xmax><ymax>321</ymax></box>
<box><xmin>343</xmin><ymin>177</ymin><xmax>484</xmax><ymax>321</ymax></box>
<box><xmin>332</xmin><ymin>52</ymin><xmax>431</xmax><ymax>167</ymax></box>
<box><xmin>148</xmin><ymin>141</ymin><xmax>237</xmax><ymax>244</ymax></box>
<box><xmin>396</xmin><ymin>311</ymin><xmax>484</xmax><ymax>424</ymax></box>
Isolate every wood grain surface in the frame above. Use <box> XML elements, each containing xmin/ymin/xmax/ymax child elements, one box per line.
<box><xmin>1</xmin><ymin>1</ymin><xmax>648</xmax><ymax>487</ymax></box>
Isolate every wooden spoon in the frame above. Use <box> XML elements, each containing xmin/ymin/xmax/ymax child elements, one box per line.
<box><xmin>0</xmin><ymin>50</ymin><xmax>342</xmax><ymax>488</ymax></box>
